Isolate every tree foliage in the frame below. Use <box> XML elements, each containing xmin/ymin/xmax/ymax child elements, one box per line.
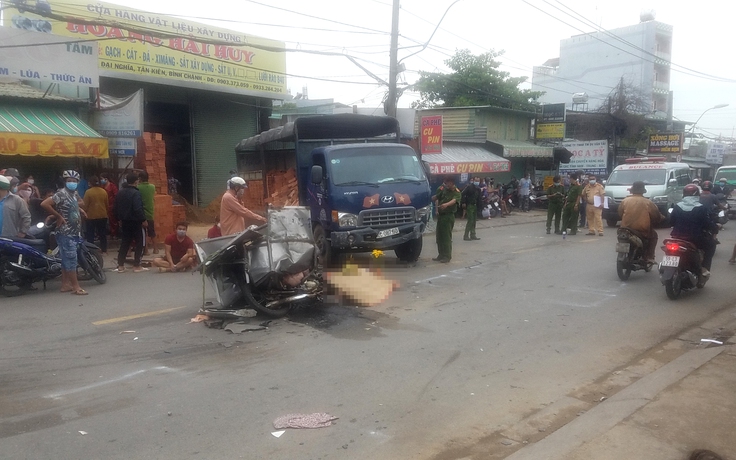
<box><xmin>411</xmin><ymin>49</ymin><xmax>543</xmax><ymax>110</ymax></box>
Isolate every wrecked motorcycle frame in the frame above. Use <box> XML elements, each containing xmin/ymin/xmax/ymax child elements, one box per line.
<box><xmin>195</xmin><ymin>207</ymin><xmax>323</xmax><ymax>318</ymax></box>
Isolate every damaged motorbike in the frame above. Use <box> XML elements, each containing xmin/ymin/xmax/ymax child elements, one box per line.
<box><xmin>195</xmin><ymin>207</ymin><xmax>323</xmax><ymax>318</ymax></box>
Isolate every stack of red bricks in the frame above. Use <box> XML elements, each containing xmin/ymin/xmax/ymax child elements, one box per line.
<box><xmin>266</xmin><ymin>169</ymin><xmax>299</xmax><ymax>207</ymax></box>
<box><xmin>137</xmin><ymin>132</ymin><xmax>168</xmax><ymax>195</ymax></box>
<box><xmin>242</xmin><ymin>179</ymin><xmax>265</xmax><ymax>212</ymax></box>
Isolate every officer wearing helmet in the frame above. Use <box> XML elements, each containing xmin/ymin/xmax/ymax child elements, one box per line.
<box><xmin>669</xmin><ymin>184</ymin><xmax>718</xmax><ymax>276</ymax></box>
<box><xmin>220</xmin><ymin>176</ymin><xmax>265</xmax><ymax>236</ymax></box>
<box><xmin>41</xmin><ymin>170</ymin><xmax>89</xmax><ymax>295</ymax></box>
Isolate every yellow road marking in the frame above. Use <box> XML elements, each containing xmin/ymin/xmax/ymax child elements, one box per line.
<box><xmin>93</xmin><ymin>306</ymin><xmax>188</xmax><ymax>325</ymax></box>
<box><xmin>512</xmin><ymin>247</ymin><xmax>542</xmax><ymax>254</ymax></box>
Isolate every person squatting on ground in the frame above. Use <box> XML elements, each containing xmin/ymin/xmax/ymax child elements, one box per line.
<box><xmin>152</xmin><ymin>222</ymin><xmax>197</xmax><ymax>272</ymax></box>
<box><xmin>0</xmin><ymin>175</ymin><xmax>31</xmax><ymax>238</ymax></box>
<box><xmin>219</xmin><ymin>176</ymin><xmax>266</xmax><ymax>236</ymax></box>
<box><xmin>546</xmin><ymin>175</ymin><xmax>565</xmax><ymax>234</ymax></box>
<box><xmin>432</xmin><ymin>176</ymin><xmax>461</xmax><ymax>263</ymax></box>
<box><xmin>670</xmin><ymin>184</ymin><xmax>718</xmax><ymax>276</ymax></box>
<box><xmin>83</xmin><ymin>176</ymin><xmax>109</xmax><ymax>254</ymax></box>
<box><xmin>581</xmin><ymin>174</ymin><xmax>606</xmax><ymax>236</ymax></box>
<box><xmin>115</xmin><ymin>173</ymin><xmax>148</xmax><ymax>273</ymax></box>
<box><xmin>138</xmin><ymin>171</ymin><xmax>158</xmax><ymax>255</ymax></box>
<box><xmin>461</xmin><ymin>177</ymin><xmax>481</xmax><ymax>241</ymax></box>
<box><xmin>41</xmin><ymin>170</ymin><xmax>88</xmax><ymax>295</ymax></box>
<box><xmin>618</xmin><ymin>181</ymin><xmax>664</xmax><ymax>263</ymax></box>
<box><xmin>561</xmin><ymin>172</ymin><xmax>582</xmax><ymax>235</ymax></box>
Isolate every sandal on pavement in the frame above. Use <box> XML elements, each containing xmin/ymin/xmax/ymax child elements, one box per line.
<box><xmin>113</xmin><ymin>268</ymin><xmax>126</xmax><ymax>273</ymax></box>
<box><xmin>71</xmin><ymin>289</ymin><xmax>88</xmax><ymax>296</ymax></box>
<box><xmin>133</xmin><ymin>267</ymin><xmax>150</xmax><ymax>273</ymax></box>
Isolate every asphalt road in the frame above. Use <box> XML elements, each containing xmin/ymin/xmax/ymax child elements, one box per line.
<box><xmin>2</xmin><ymin>217</ymin><xmax>735</xmax><ymax>459</ymax></box>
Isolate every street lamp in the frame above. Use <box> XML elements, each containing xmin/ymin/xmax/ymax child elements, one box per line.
<box><xmin>688</xmin><ymin>103</ymin><xmax>729</xmax><ymax>145</ymax></box>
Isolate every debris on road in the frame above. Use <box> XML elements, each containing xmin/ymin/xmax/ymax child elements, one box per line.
<box><xmin>273</xmin><ymin>413</ymin><xmax>338</xmax><ymax>429</ymax></box>
<box><xmin>78</xmin><ymin>431</ymin><xmax>87</xmax><ymax>435</ymax></box>
<box><xmin>189</xmin><ymin>314</ymin><xmax>209</xmax><ymax>323</ymax></box>
<box><xmin>133</xmin><ymin>337</ymin><xmax>139</xmax><ymax>341</ymax></box>
<box><xmin>271</xmin><ymin>430</ymin><xmax>285</xmax><ymax>438</ymax></box>
<box><xmin>224</xmin><ymin>322</ymin><xmax>267</xmax><ymax>334</ymax></box>
<box><xmin>701</xmin><ymin>339</ymin><xmax>724</xmax><ymax>345</ymax></box>
<box><xmin>119</xmin><ymin>330</ymin><xmax>136</xmax><ymax>334</ymax></box>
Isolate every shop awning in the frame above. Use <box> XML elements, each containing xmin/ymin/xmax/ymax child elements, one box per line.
<box><xmin>0</xmin><ymin>106</ymin><xmax>108</xmax><ymax>158</ymax></box>
<box><xmin>680</xmin><ymin>156</ymin><xmax>712</xmax><ymax>170</ymax></box>
<box><xmin>423</xmin><ymin>143</ymin><xmax>510</xmax><ymax>175</ymax></box>
<box><xmin>487</xmin><ymin>139</ymin><xmax>554</xmax><ymax>158</ymax></box>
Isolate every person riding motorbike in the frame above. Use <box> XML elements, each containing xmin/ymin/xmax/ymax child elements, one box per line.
<box><xmin>669</xmin><ymin>184</ymin><xmax>718</xmax><ymax>277</ymax></box>
<box><xmin>617</xmin><ymin>181</ymin><xmax>664</xmax><ymax>263</ymax></box>
<box><xmin>699</xmin><ymin>181</ymin><xmax>724</xmax><ymax>244</ymax></box>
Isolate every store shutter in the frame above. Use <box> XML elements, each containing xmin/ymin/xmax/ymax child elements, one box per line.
<box><xmin>190</xmin><ymin>95</ymin><xmax>257</xmax><ymax>206</ymax></box>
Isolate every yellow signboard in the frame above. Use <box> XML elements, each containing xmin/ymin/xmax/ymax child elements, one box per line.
<box><xmin>536</xmin><ymin>122</ymin><xmax>566</xmax><ymax>140</ymax></box>
<box><xmin>0</xmin><ymin>133</ymin><xmax>109</xmax><ymax>158</ymax></box>
<box><xmin>4</xmin><ymin>0</ymin><xmax>287</xmax><ymax>98</ymax></box>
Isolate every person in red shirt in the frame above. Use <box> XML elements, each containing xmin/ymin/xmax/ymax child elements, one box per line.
<box><xmin>207</xmin><ymin>215</ymin><xmax>223</xmax><ymax>239</ymax></box>
<box><xmin>100</xmin><ymin>173</ymin><xmax>119</xmax><ymax>238</ymax></box>
<box><xmin>151</xmin><ymin>221</ymin><xmax>197</xmax><ymax>272</ymax></box>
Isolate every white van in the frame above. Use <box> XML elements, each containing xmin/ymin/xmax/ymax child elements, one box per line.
<box><xmin>603</xmin><ymin>158</ymin><xmax>691</xmax><ymax>227</ymax></box>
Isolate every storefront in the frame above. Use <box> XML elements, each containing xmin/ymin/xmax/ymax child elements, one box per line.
<box><xmin>4</xmin><ymin>0</ymin><xmax>287</xmax><ymax>206</ymax></box>
<box><xmin>423</xmin><ymin>142</ymin><xmax>510</xmax><ymax>189</ymax></box>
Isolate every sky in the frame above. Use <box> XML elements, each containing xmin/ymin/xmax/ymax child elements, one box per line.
<box><xmin>13</xmin><ymin>0</ymin><xmax>736</xmax><ymax>139</ymax></box>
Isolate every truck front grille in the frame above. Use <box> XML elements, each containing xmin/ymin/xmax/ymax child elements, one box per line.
<box><xmin>359</xmin><ymin>207</ymin><xmax>415</xmax><ymax>227</ymax></box>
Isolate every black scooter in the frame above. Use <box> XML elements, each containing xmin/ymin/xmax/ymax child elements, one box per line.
<box><xmin>659</xmin><ymin>238</ymin><xmax>708</xmax><ymax>300</ymax></box>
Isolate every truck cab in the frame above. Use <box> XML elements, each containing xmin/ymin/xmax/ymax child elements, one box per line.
<box><xmin>308</xmin><ymin>143</ymin><xmax>431</xmax><ymax>263</ymax></box>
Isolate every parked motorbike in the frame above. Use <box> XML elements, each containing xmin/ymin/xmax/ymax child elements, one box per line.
<box><xmin>195</xmin><ymin>207</ymin><xmax>323</xmax><ymax>318</ymax></box>
<box><xmin>659</xmin><ymin>238</ymin><xmax>708</xmax><ymax>300</ymax></box>
<box><xmin>615</xmin><ymin>227</ymin><xmax>653</xmax><ymax>280</ymax></box>
<box><xmin>0</xmin><ymin>222</ymin><xmax>106</xmax><ymax>296</ymax></box>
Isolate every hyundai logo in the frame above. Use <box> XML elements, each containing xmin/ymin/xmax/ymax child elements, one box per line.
<box><xmin>381</xmin><ymin>195</ymin><xmax>395</xmax><ymax>204</ymax></box>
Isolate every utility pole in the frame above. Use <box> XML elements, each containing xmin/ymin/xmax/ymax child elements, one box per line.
<box><xmin>385</xmin><ymin>0</ymin><xmax>400</xmax><ymax>118</ymax></box>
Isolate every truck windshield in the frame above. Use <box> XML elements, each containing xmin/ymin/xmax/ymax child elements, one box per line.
<box><xmin>716</xmin><ymin>169</ymin><xmax>736</xmax><ymax>182</ymax></box>
<box><xmin>330</xmin><ymin>148</ymin><xmax>426</xmax><ymax>186</ymax></box>
<box><xmin>607</xmin><ymin>169</ymin><xmax>666</xmax><ymax>186</ymax></box>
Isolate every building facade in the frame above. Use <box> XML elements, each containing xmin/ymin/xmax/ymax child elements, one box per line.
<box><xmin>532</xmin><ymin>18</ymin><xmax>672</xmax><ymax>115</ymax></box>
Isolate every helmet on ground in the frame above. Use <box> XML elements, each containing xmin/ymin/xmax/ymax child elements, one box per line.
<box><xmin>702</xmin><ymin>181</ymin><xmax>713</xmax><ymax>191</ymax></box>
<box><xmin>0</xmin><ymin>175</ymin><xmax>9</xmax><ymax>190</ymax></box>
<box><xmin>228</xmin><ymin>176</ymin><xmax>246</xmax><ymax>188</ymax></box>
<box><xmin>683</xmin><ymin>184</ymin><xmax>700</xmax><ymax>197</ymax></box>
<box><xmin>62</xmin><ymin>170</ymin><xmax>80</xmax><ymax>181</ymax></box>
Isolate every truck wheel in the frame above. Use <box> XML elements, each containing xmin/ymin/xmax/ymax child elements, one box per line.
<box><xmin>606</xmin><ymin>218</ymin><xmax>618</xmax><ymax>228</ymax></box>
<box><xmin>395</xmin><ymin>235</ymin><xmax>422</xmax><ymax>263</ymax></box>
<box><xmin>312</xmin><ymin>224</ymin><xmax>333</xmax><ymax>267</ymax></box>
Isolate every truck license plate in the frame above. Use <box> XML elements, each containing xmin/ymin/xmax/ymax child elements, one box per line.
<box><xmin>660</xmin><ymin>255</ymin><xmax>680</xmax><ymax>267</ymax></box>
<box><xmin>615</xmin><ymin>242</ymin><xmax>630</xmax><ymax>253</ymax></box>
<box><xmin>377</xmin><ymin>227</ymin><xmax>399</xmax><ymax>239</ymax></box>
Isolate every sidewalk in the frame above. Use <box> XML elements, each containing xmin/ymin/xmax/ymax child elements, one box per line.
<box><xmin>503</xmin><ymin>307</ymin><xmax>736</xmax><ymax>460</ymax></box>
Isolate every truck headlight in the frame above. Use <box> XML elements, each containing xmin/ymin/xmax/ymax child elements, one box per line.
<box><xmin>338</xmin><ymin>212</ymin><xmax>358</xmax><ymax>228</ymax></box>
<box><xmin>651</xmin><ymin>196</ymin><xmax>668</xmax><ymax>204</ymax></box>
<box><xmin>416</xmin><ymin>205</ymin><xmax>431</xmax><ymax>221</ymax></box>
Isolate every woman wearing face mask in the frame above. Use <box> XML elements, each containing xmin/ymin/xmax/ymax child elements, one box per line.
<box><xmin>26</xmin><ymin>175</ymin><xmax>41</xmax><ymax>199</ymax></box>
<box><xmin>17</xmin><ymin>182</ymin><xmax>33</xmax><ymax>203</ymax></box>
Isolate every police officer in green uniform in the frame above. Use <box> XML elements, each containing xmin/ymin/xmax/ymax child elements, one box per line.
<box><xmin>462</xmin><ymin>177</ymin><xmax>481</xmax><ymax>241</ymax></box>
<box><xmin>546</xmin><ymin>175</ymin><xmax>565</xmax><ymax>234</ymax></box>
<box><xmin>432</xmin><ymin>176</ymin><xmax>461</xmax><ymax>263</ymax></box>
<box><xmin>561</xmin><ymin>172</ymin><xmax>582</xmax><ymax>235</ymax></box>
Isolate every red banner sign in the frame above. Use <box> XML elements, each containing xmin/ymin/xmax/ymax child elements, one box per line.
<box><xmin>420</xmin><ymin>115</ymin><xmax>443</xmax><ymax>154</ymax></box>
<box><xmin>428</xmin><ymin>161</ymin><xmax>510</xmax><ymax>175</ymax></box>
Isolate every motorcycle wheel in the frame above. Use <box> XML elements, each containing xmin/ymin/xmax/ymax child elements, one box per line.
<box><xmin>616</xmin><ymin>259</ymin><xmax>632</xmax><ymax>281</ymax></box>
<box><xmin>664</xmin><ymin>269</ymin><xmax>682</xmax><ymax>300</ymax></box>
<box><xmin>239</xmin><ymin>278</ymin><xmax>291</xmax><ymax>318</ymax></box>
<box><xmin>78</xmin><ymin>248</ymin><xmax>107</xmax><ymax>284</ymax></box>
<box><xmin>0</xmin><ymin>263</ymin><xmax>31</xmax><ymax>297</ymax></box>
<box><xmin>312</xmin><ymin>224</ymin><xmax>334</xmax><ymax>268</ymax></box>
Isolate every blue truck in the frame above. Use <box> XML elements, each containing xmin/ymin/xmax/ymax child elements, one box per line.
<box><xmin>235</xmin><ymin>114</ymin><xmax>432</xmax><ymax>263</ymax></box>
